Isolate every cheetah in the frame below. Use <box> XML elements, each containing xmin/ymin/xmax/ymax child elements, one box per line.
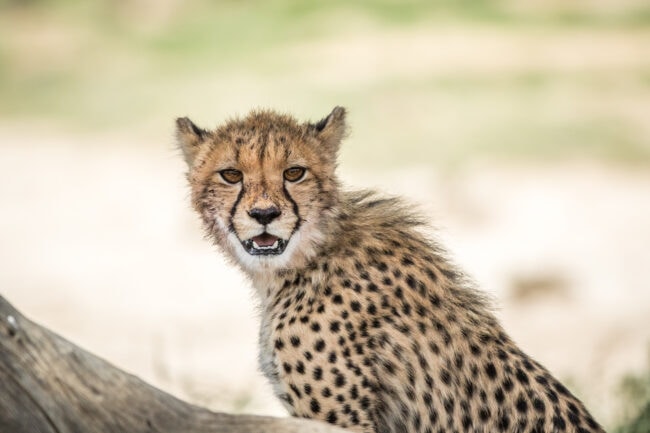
<box><xmin>176</xmin><ymin>107</ymin><xmax>604</xmax><ymax>433</ymax></box>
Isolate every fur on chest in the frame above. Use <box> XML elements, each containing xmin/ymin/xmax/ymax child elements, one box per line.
<box><xmin>256</xmin><ymin>275</ymin><xmax>374</xmax><ymax>423</ymax></box>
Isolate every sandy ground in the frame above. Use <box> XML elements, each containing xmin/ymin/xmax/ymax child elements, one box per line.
<box><xmin>1</xmin><ymin>133</ymin><xmax>649</xmax><ymax>427</ymax></box>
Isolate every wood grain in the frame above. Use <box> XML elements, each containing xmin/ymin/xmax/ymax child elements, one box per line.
<box><xmin>0</xmin><ymin>295</ymin><xmax>347</xmax><ymax>433</ymax></box>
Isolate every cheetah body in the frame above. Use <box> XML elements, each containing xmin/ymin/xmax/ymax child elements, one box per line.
<box><xmin>176</xmin><ymin>108</ymin><xmax>604</xmax><ymax>433</ymax></box>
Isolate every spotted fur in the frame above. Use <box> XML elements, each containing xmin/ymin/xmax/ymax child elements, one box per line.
<box><xmin>177</xmin><ymin>107</ymin><xmax>604</xmax><ymax>433</ymax></box>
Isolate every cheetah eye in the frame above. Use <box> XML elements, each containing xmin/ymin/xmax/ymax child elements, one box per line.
<box><xmin>284</xmin><ymin>167</ymin><xmax>306</xmax><ymax>182</ymax></box>
<box><xmin>220</xmin><ymin>169</ymin><xmax>243</xmax><ymax>184</ymax></box>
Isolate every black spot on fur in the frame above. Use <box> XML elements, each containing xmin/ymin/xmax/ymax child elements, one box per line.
<box><xmin>503</xmin><ymin>377</ymin><xmax>514</xmax><ymax>392</ymax></box>
<box><xmin>554</xmin><ymin>380</ymin><xmax>571</xmax><ymax>396</ymax></box>
<box><xmin>568</xmin><ymin>410</ymin><xmax>581</xmax><ymax>427</ymax></box>
<box><xmin>516</xmin><ymin>368</ymin><xmax>530</xmax><ymax>385</ymax></box>
<box><xmin>440</xmin><ymin>369</ymin><xmax>451</xmax><ymax>386</ymax></box>
<box><xmin>516</xmin><ymin>395</ymin><xmax>528</xmax><ymax>413</ymax></box>
<box><xmin>485</xmin><ymin>362</ymin><xmax>497</xmax><ymax>380</ymax></box>
<box><xmin>553</xmin><ymin>415</ymin><xmax>567</xmax><ymax>431</ymax></box>
<box><xmin>494</xmin><ymin>388</ymin><xmax>505</xmax><ymax>404</ymax></box>
<box><xmin>406</xmin><ymin>274</ymin><xmax>417</xmax><ymax>289</ymax></box>
<box><xmin>497</xmin><ymin>413</ymin><xmax>510</xmax><ymax>431</ymax></box>
<box><xmin>296</xmin><ymin>361</ymin><xmax>305</xmax><ymax>374</ymax></box>
<box><xmin>464</xmin><ymin>381</ymin><xmax>475</xmax><ymax>398</ymax></box>
<box><xmin>443</xmin><ymin>397</ymin><xmax>455</xmax><ymax>414</ymax></box>
<box><xmin>306</xmin><ymin>398</ymin><xmax>319</xmax><ymax>414</ymax></box>
<box><xmin>290</xmin><ymin>384</ymin><xmax>301</xmax><ymax>398</ymax></box>
<box><xmin>425</xmin><ymin>268</ymin><xmax>438</xmax><ymax>282</ymax></box>
<box><xmin>532</xmin><ymin>397</ymin><xmax>546</xmax><ymax>414</ymax></box>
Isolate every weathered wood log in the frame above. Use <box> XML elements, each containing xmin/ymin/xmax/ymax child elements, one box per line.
<box><xmin>0</xmin><ymin>295</ymin><xmax>347</xmax><ymax>433</ymax></box>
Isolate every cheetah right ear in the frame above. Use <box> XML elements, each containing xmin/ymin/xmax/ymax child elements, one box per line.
<box><xmin>176</xmin><ymin>117</ymin><xmax>208</xmax><ymax>167</ymax></box>
<box><xmin>311</xmin><ymin>106</ymin><xmax>347</xmax><ymax>154</ymax></box>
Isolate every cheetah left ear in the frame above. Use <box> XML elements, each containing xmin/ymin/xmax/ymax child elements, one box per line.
<box><xmin>311</xmin><ymin>106</ymin><xmax>347</xmax><ymax>153</ymax></box>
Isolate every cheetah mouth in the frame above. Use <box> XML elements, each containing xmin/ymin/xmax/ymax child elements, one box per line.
<box><xmin>242</xmin><ymin>233</ymin><xmax>287</xmax><ymax>256</ymax></box>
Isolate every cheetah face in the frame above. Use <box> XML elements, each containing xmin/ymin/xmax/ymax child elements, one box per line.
<box><xmin>176</xmin><ymin>107</ymin><xmax>346</xmax><ymax>273</ymax></box>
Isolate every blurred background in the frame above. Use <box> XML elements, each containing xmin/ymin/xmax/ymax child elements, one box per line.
<box><xmin>1</xmin><ymin>0</ymin><xmax>649</xmax><ymax>430</ymax></box>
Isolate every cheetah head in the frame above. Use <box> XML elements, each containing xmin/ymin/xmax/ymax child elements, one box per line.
<box><xmin>176</xmin><ymin>107</ymin><xmax>346</xmax><ymax>273</ymax></box>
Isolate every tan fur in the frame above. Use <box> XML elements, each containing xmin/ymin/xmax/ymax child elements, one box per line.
<box><xmin>177</xmin><ymin>108</ymin><xmax>604</xmax><ymax>433</ymax></box>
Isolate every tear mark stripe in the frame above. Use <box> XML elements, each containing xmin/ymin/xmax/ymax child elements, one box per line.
<box><xmin>229</xmin><ymin>185</ymin><xmax>245</xmax><ymax>233</ymax></box>
<box><xmin>282</xmin><ymin>183</ymin><xmax>302</xmax><ymax>235</ymax></box>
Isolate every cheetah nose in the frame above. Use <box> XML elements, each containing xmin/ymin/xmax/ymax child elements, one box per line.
<box><xmin>248</xmin><ymin>206</ymin><xmax>281</xmax><ymax>225</ymax></box>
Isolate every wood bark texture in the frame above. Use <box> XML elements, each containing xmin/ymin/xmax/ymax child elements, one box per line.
<box><xmin>0</xmin><ymin>295</ymin><xmax>347</xmax><ymax>433</ymax></box>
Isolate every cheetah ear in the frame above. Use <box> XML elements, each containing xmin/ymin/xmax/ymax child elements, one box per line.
<box><xmin>176</xmin><ymin>117</ymin><xmax>208</xmax><ymax>167</ymax></box>
<box><xmin>311</xmin><ymin>106</ymin><xmax>347</xmax><ymax>153</ymax></box>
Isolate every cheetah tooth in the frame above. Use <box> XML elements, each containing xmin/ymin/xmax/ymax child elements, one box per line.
<box><xmin>253</xmin><ymin>240</ymin><xmax>279</xmax><ymax>250</ymax></box>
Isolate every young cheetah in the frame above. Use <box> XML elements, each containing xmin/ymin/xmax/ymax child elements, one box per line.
<box><xmin>176</xmin><ymin>107</ymin><xmax>604</xmax><ymax>433</ymax></box>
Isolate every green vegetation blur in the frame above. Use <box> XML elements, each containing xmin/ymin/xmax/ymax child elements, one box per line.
<box><xmin>1</xmin><ymin>0</ymin><xmax>648</xmax><ymax>168</ymax></box>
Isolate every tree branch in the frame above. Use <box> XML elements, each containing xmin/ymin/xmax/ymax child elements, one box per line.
<box><xmin>0</xmin><ymin>295</ymin><xmax>347</xmax><ymax>433</ymax></box>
